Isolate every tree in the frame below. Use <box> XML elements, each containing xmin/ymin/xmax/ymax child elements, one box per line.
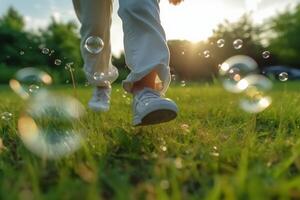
<box><xmin>0</xmin><ymin>7</ymin><xmax>24</xmax><ymax>31</ymax></box>
<box><xmin>268</xmin><ymin>4</ymin><xmax>300</xmax><ymax>68</ymax></box>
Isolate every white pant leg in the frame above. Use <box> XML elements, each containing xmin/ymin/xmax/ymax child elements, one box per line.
<box><xmin>72</xmin><ymin>0</ymin><xmax>118</xmax><ymax>86</ymax></box>
<box><xmin>118</xmin><ymin>0</ymin><xmax>171</xmax><ymax>94</ymax></box>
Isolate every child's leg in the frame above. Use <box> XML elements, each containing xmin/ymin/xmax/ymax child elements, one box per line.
<box><xmin>72</xmin><ymin>0</ymin><xmax>118</xmax><ymax>86</ymax></box>
<box><xmin>118</xmin><ymin>0</ymin><xmax>178</xmax><ymax>126</ymax></box>
<box><xmin>132</xmin><ymin>70</ymin><xmax>157</xmax><ymax>94</ymax></box>
<box><xmin>118</xmin><ymin>0</ymin><xmax>171</xmax><ymax>94</ymax></box>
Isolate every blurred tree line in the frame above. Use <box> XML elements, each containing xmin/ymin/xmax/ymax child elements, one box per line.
<box><xmin>0</xmin><ymin>5</ymin><xmax>300</xmax><ymax>84</ymax></box>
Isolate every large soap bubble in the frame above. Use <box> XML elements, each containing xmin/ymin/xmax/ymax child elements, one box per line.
<box><xmin>237</xmin><ymin>75</ymin><xmax>273</xmax><ymax>113</ymax></box>
<box><xmin>84</xmin><ymin>36</ymin><xmax>104</xmax><ymax>54</ymax></box>
<box><xmin>9</xmin><ymin>68</ymin><xmax>52</xmax><ymax>100</ymax></box>
<box><xmin>219</xmin><ymin>55</ymin><xmax>259</xmax><ymax>93</ymax></box>
<box><xmin>18</xmin><ymin>91</ymin><xmax>85</xmax><ymax>159</ymax></box>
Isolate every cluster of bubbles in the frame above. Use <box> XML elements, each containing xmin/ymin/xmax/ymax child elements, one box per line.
<box><xmin>41</xmin><ymin>48</ymin><xmax>55</xmax><ymax>56</ymax></box>
<box><xmin>40</xmin><ymin>47</ymin><xmax>64</xmax><ymax>67</ymax></box>
<box><xmin>179</xmin><ymin>38</ymin><xmax>247</xmax><ymax>87</ymax></box>
<box><xmin>83</xmin><ymin>36</ymin><xmax>116</xmax><ymax>86</ymax></box>
<box><xmin>197</xmin><ymin>38</ymin><xmax>257</xmax><ymax>59</ymax></box>
<box><xmin>219</xmin><ymin>55</ymin><xmax>273</xmax><ymax>113</ymax></box>
<box><xmin>19</xmin><ymin>47</ymin><xmax>63</xmax><ymax>68</ymax></box>
<box><xmin>205</xmin><ymin>39</ymin><xmax>242</xmax><ymax>58</ymax></box>
<box><xmin>176</xmin><ymin>38</ymin><xmax>288</xmax><ymax>114</ymax></box>
<box><xmin>91</xmin><ymin>69</ymin><xmax>117</xmax><ymax>86</ymax></box>
<box><xmin>9</xmin><ymin>68</ymin><xmax>85</xmax><ymax>159</ymax></box>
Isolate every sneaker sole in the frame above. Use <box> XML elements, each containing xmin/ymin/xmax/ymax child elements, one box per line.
<box><xmin>137</xmin><ymin>109</ymin><xmax>177</xmax><ymax>126</ymax></box>
<box><xmin>133</xmin><ymin>100</ymin><xmax>178</xmax><ymax>126</ymax></box>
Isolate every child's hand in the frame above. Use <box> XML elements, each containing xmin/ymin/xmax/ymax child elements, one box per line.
<box><xmin>169</xmin><ymin>0</ymin><xmax>184</xmax><ymax>5</ymax></box>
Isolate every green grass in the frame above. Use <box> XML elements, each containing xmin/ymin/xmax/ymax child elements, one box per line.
<box><xmin>0</xmin><ymin>82</ymin><xmax>300</xmax><ymax>200</ymax></box>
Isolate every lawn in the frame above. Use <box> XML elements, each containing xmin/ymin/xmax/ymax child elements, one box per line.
<box><xmin>0</xmin><ymin>82</ymin><xmax>300</xmax><ymax>200</ymax></box>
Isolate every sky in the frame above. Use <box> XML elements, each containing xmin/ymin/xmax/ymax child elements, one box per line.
<box><xmin>0</xmin><ymin>0</ymin><xmax>299</xmax><ymax>55</ymax></box>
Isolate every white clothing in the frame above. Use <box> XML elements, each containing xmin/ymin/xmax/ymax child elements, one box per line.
<box><xmin>72</xmin><ymin>0</ymin><xmax>171</xmax><ymax>93</ymax></box>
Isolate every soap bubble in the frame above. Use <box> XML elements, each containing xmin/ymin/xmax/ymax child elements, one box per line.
<box><xmin>42</xmin><ymin>48</ymin><xmax>50</xmax><ymax>55</ymax></box>
<box><xmin>9</xmin><ymin>68</ymin><xmax>52</xmax><ymax>100</ymax></box>
<box><xmin>203</xmin><ymin>50</ymin><xmax>211</xmax><ymax>58</ymax></box>
<box><xmin>238</xmin><ymin>75</ymin><xmax>273</xmax><ymax>113</ymax></box>
<box><xmin>217</xmin><ymin>39</ymin><xmax>225</xmax><ymax>48</ymax></box>
<box><xmin>233</xmin><ymin>39</ymin><xmax>243</xmax><ymax>49</ymax></box>
<box><xmin>54</xmin><ymin>59</ymin><xmax>62</xmax><ymax>66</ymax></box>
<box><xmin>219</xmin><ymin>55</ymin><xmax>258</xmax><ymax>93</ymax></box>
<box><xmin>278</xmin><ymin>72</ymin><xmax>288</xmax><ymax>82</ymax></box>
<box><xmin>107</xmin><ymin>67</ymin><xmax>118</xmax><ymax>79</ymax></box>
<box><xmin>18</xmin><ymin>91</ymin><xmax>85</xmax><ymax>160</ymax></box>
<box><xmin>262</xmin><ymin>51</ymin><xmax>271</xmax><ymax>59</ymax></box>
<box><xmin>1</xmin><ymin>112</ymin><xmax>13</xmax><ymax>121</ymax></box>
<box><xmin>84</xmin><ymin>36</ymin><xmax>104</xmax><ymax>54</ymax></box>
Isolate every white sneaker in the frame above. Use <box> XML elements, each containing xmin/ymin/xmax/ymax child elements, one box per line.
<box><xmin>133</xmin><ymin>88</ymin><xmax>178</xmax><ymax>126</ymax></box>
<box><xmin>88</xmin><ymin>86</ymin><xmax>111</xmax><ymax>112</ymax></box>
